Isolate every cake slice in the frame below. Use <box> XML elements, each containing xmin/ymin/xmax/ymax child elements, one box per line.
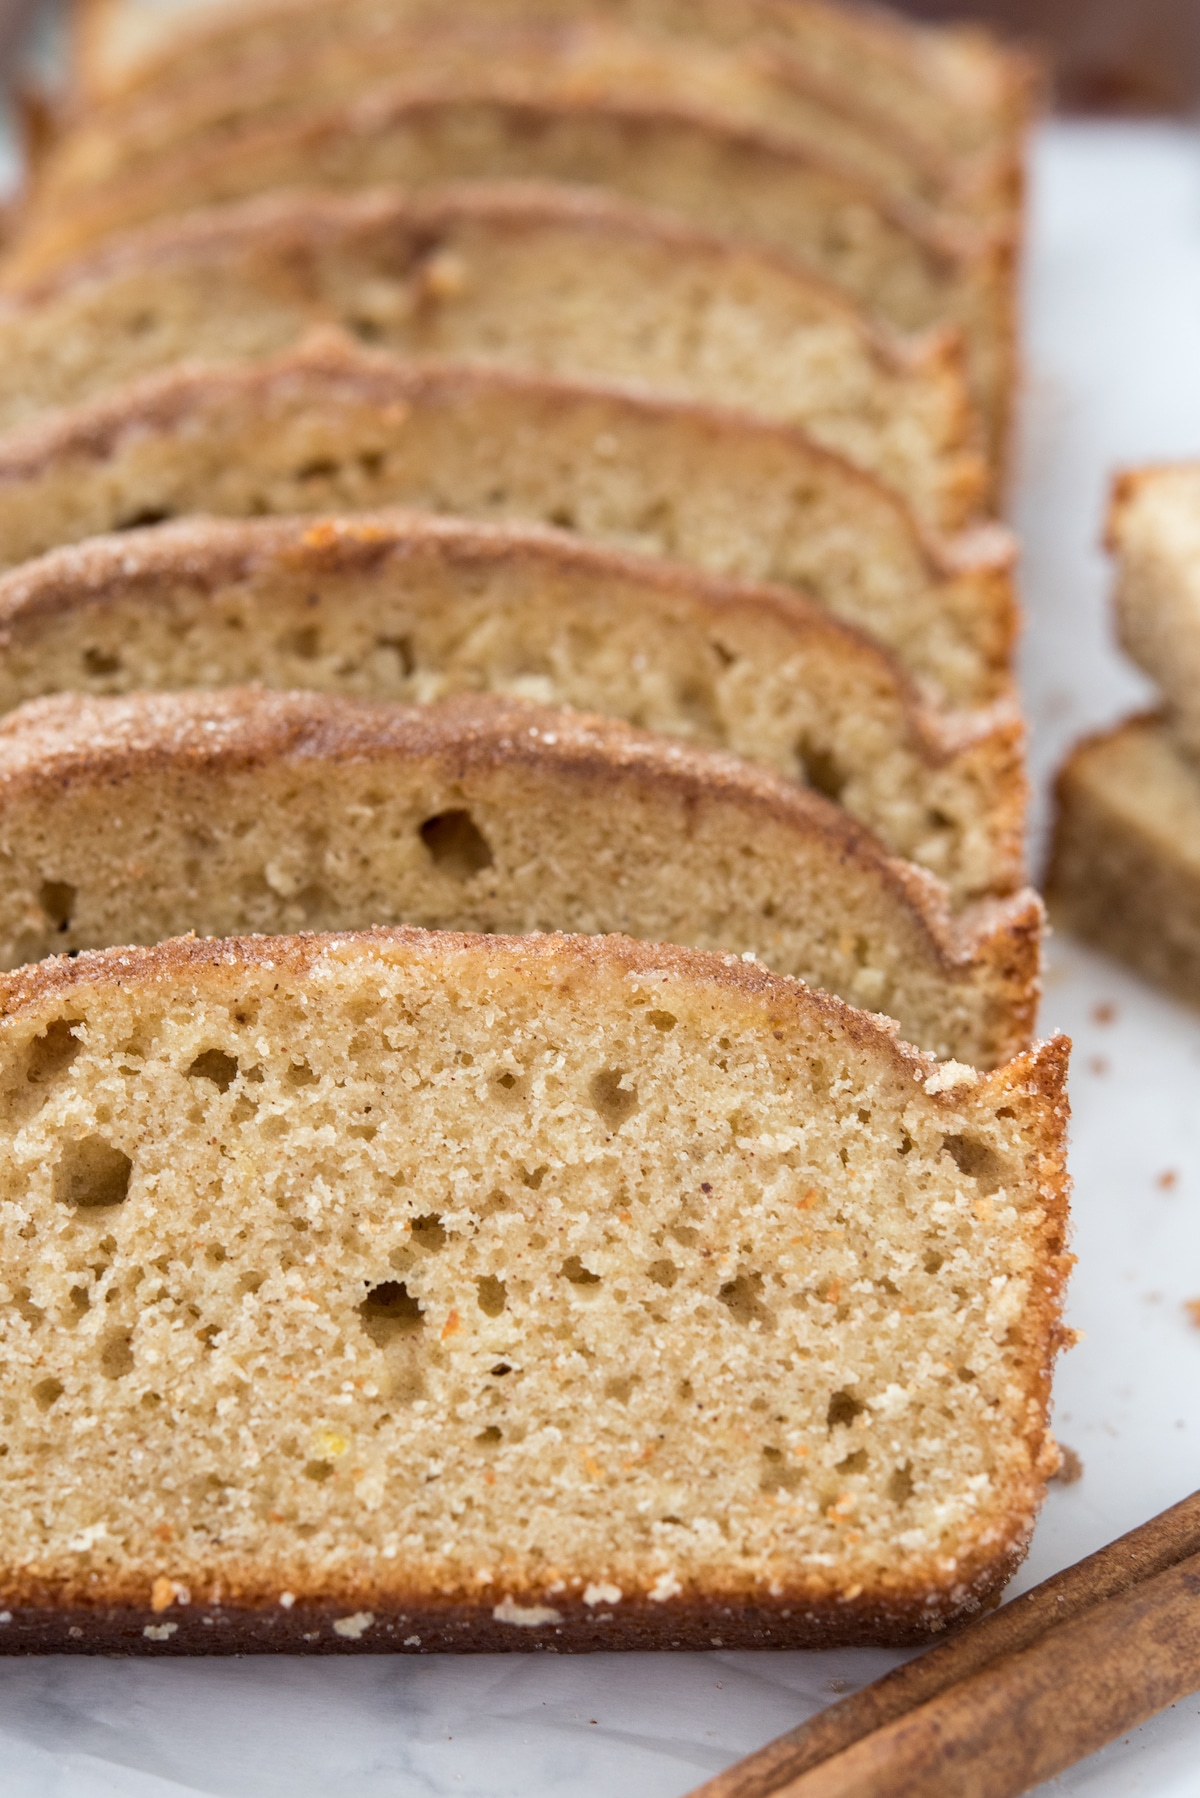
<box><xmin>38</xmin><ymin>16</ymin><xmax>1016</xmax><ymax>229</ymax></box>
<box><xmin>0</xmin><ymin>686</ymin><xmax>1041</xmax><ymax>1066</ymax></box>
<box><xmin>0</xmin><ymin>512</ymin><xmax>1025</xmax><ymax>907</ymax></box>
<box><xmin>3</xmin><ymin>90</ymin><xmax>1013</xmax><ymax>468</ymax></box>
<box><xmin>69</xmin><ymin>0</ymin><xmax>1035</xmax><ymax>172</ymax></box>
<box><xmin>0</xmin><ymin>926</ymin><xmax>1070</xmax><ymax>1652</ymax></box>
<box><xmin>0</xmin><ymin>184</ymin><xmax>984</xmax><ymax>531</ymax></box>
<box><xmin>0</xmin><ymin>338</ymin><xmax>1017</xmax><ymax>711</ymax></box>
<box><xmin>1109</xmin><ymin>462</ymin><xmax>1200</xmax><ymax>754</ymax></box>
<box><xmin>1046</xmin><ymin>712</ymin><xmax>1200</xmax><ymax>1006</ymax></box>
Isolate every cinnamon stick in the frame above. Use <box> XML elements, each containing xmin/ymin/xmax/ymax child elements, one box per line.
<box><xmin>688</xmin><ymin>1488</ymin><xmax>1200</xmax><ymax>1798</ymax></box>
<box><xmin>773</xmin><ymin>1546</ymin><xmax>1200</xmax><ymax>1798</ymax></box>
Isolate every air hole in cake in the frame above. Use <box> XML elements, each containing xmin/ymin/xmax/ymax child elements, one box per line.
<box><xmin>304</xmin><ymin>1458</ymin><xmax>334</xmax><ymax>1482</ymax></box>
<box><xmin>25</xmin><ymin>1019</ymin><xmax>81</xmax><ymax>1088</ymax></box>
<box><xmin>357</xmin><ymin>1280</ymin><xmax>423</xmax><ymax>1347</ymax></box>
<box><xmin>419</xmin><ymin>810</ymin><xmax>494</xmax><ymax>879</ymax></box>
<box><xmin>837</xmin><ymin>1448</ymin><xmax>869</xmax><ymax>1475</ymax></box>
<box><xmin>39</xmin><ymin>880</ymin><xmax>76</xmax><ymax>933</ymax></box>
<box><xmin>82</xmin><ymin>646</ymin><xmax>122</xmax><ymax>677</ymax></box>
<box><xmin>589</xmin><ymin>1067</ymin><xmax>638</xmax><ymax>1131</ymax></box>
<box><xmin>888</xmin><ymin>1462</ymin><xmax>915</xmax><ymax>1504</ymax></box>
<box><xmin>410</xmin><ymin>1214</ymin><xmax>446</xmax><ymax>1253</ymax></box>
<box><xmin>285</xmin><ymin>1060</ymin><xmax>318</xmax><ymax>1088</ymax></box>
<box><xmin>547</xmin><ymin>505</ymin><xmax>577</xmax><ymax>531</ymax></box>
<box><xmin>520</xmin><ymin>1167</ymin><xmax>545</xmax><ymax>1191</ymax></box>
<box><xmin>236</xmin><ymin>1270</ymin><xmax>264</xmax><ymax>1297</ymax></box>
<box><xmin>374</xmin><ymin>634</ymin><xmax>414</xmax><ymax>676</ymax></box>
<box><xmin>760</xmin><ymin>1446</ymin><xmax>803</xmax><ymax>1493</ymax></box>
<box><xmin>718</xmin><ymin>1270</ymin><xmax>774</xmax><ymax>1331</ymax></box>
<box><xmin>68</xmin><ymin>1285</ymin><xmax>90</xmax><ymax>1319</ymax></box>
<box><xmin>605</xmin><ymin>1375</ymin><xmax>638</xmax><ymax>1403</ymax></box>
<box><xmin>827</xmin><ymin>1389</ymin><xmax>864</xmax><ymax>1430</ymax></box>
<box><xmin>475</xmin><ymin>1425</ymin><xmax>502</xmax><ymax>1447</ymax></box>
<box><xmin>676</xmin><ymin>678</ymin><xmax>720</xmax><ymax>735</ymax></box>
<box><xmin>115</xmin><ymin>507</ymin><xmax>173</xmax><ymax>531</ymax></box>
<box><xmin>186</xmin><ymin>1049</ymin><xmax>239</xmax><ymax>1092</ymax></box>
<box><xmin>941</xmin><ymin>1134</ymin><xmax>1007</xmax><ymax>1194</ymax></box>
<box><xmin>32</xmin><ymin>1377</ymin><xmax>63</xmax><ymax>1411</ymax></box>
<box><xmin>54</xmin><ymin>1137</ymin><xmax>132</xmax><ymax>1210</ymax></box>
<box><xmin>476</xmin><ymin>1275</ymin><xmax>507</xmax><ymax>1317</ymax></box>
<box><xmin>957</xmin><ymin>1365</ymin><xmax>977</xmax><ymax>1382</ymax></box>
<box><xmin>796</xmin><ymin>738</ymin><xmax>847</xmax><ymax>803</ymax></box>
<box><xmin>924</xmin><ymin>1249</ymin><xmax>945</xmax><ymax>1274</ymax></box>
<box><xmin>647</xmin><ymin>1011</ymin><xmax>677</xmax><ymax>1032</ymax></box>
<box><xmin>562</xmin><ymin>1255</ymin><xmax>602</xmax><ymax>1288</ymax></box>
<box><xmin>647</xmin><ymin>1258</ymin><xmax>678</xmax><ymax>1289</ymax></box>
<box><xmin>296</xmin><ymin>458</ymin><xmax>338</xmax><ymax>481</ymax></box>
<box><xmin>99</xmin><ymin>1329</ymin><xmax>134</xmax><ymax>1379</ymax></box>
<box><xmin>282</xmin><ymin>625</ymin><xmax>321</xmax><ymax>661</ymax></box>
<box><xmin>359</xmin><ymin>451</ymin><xmax>384</xmax><ymax>478</ymax></box>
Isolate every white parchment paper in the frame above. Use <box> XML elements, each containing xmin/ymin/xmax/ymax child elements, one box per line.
<box><xmin>0</xmin><ymin>119</ymin><xmax>1199</xmax><ymax>1797</ymax></box>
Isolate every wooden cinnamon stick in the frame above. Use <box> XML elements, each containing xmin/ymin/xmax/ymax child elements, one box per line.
<box><xmin>773</xmin><ymin>1546</ymin><xmax>1200</xmax><ymax>1798</ymax></box>
<box><xmin>688</xmin><ymin>1488</ymin><xmax>1200</xmax><ymax>1798</ymax></box>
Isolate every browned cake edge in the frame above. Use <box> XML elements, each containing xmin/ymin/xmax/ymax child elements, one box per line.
<box><xmin>0</xmin><ymin>925</ymin><xmax>1071</xmax><ymax>1651</ymax></box>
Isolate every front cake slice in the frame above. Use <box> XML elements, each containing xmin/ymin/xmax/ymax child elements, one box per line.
<box><xmin>0</xmin><ymin>927</ymin><xmax>1069</xmax><ymax>1652</ymax></box>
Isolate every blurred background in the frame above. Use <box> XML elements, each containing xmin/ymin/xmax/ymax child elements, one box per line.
<box><xmin>0</xmin><ymin>0</ymin><xmax>1198</xmax><ymax>114</ymax></box>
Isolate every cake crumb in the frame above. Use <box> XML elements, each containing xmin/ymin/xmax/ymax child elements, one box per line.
<box><xmin>332</xmin><ymin>1611</ymin><xmax>374</xmax><ymax>1639</ymax></box>
<box><xmin>1158</xmin><ymin>1170</ymin><xmax>1179</xmax><ymax>1191</ymax></box>
<box><xmin>1184</xmin><ymin>1299</ymin><xmax>1200</xmax><ymax>1328</ymax></box>
<box><xmin>1050</xmin><ymin>1445</ymin><xmax>1084</xmax><ymax>1485</ymax></box>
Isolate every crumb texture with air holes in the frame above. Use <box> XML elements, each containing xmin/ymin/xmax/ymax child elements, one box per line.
<box><xmin>0</xmin><ymin>928</ymin><xmax>1070</xmax><ymax>1647</ymax></box>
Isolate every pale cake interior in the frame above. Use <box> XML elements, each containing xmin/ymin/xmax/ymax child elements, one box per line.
<box><xmin>0</xmin><ymin>931</ymin><xmax>1063</xmax><ymax>1628</ymax></box>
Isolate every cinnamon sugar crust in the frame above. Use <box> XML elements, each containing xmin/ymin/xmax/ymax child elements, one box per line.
<box><xmin>0</xmin><ymin>336</ymin><xmax>1018</xmax><ymax>710</ymax></box>
<box><xmin>0</xmin><ymin>926</ymin><xmax>1070</xmax><ymax>1650</ymax></box>
<box><xmin>0</xmin><ymin>510</ymin><xmax>1025</xmax><ymax>905</ymax></box>
<box><xmin>0</xmin><ymin>684</ymin><xmax>1041</xmax><ymax>1063</ymax></box>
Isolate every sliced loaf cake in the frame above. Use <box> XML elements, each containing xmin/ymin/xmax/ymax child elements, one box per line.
<box><xmin>0</xmin><ymin>926</ymin><xmax>1070</xmax><ymax>1652</ymax></box>
<box><xmin>0</xmin><ymin>338</ymin><xmax>1017</xmax><ymax>710</ymax></box>
<box><xmin>0</xmin><ymin>515</ymin><xmax>1025</xmax><ymax>906</ymax></box>
<box><xmin>0</xmin><ymin>185</ymin><xmax>982</xmax><ymax>530</ymax></box>
<box><xmin>1047</xmin><ymin>716</ymin><xmax>1200</xmax><ymax>1007</ymax></box>
<box><xmin>4</xmin><ymin>90</ymin><xmax>1013</xmax><ymax>467</ymax></box>
<box><xmin>0</xmin><ymin>687</ymin><xmax>1040</xmax><ymax>1065</ymax></box>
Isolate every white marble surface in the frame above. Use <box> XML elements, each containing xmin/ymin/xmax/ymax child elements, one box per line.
<box><xmin>2</xmin><ymin>120</ymin><xmax>1200</xmax><ymax>1796</ymax></box>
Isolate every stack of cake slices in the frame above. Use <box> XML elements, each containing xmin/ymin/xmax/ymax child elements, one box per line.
<box><xmin>0</xmin><ymin>0</ymin><xmax>1071</xmax><ymax>1657</ymax></box>
<box><xmin>1049</xmin><ymin>464</ymin><xmax>1200</xmax><ymax>1003</ymax></box>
